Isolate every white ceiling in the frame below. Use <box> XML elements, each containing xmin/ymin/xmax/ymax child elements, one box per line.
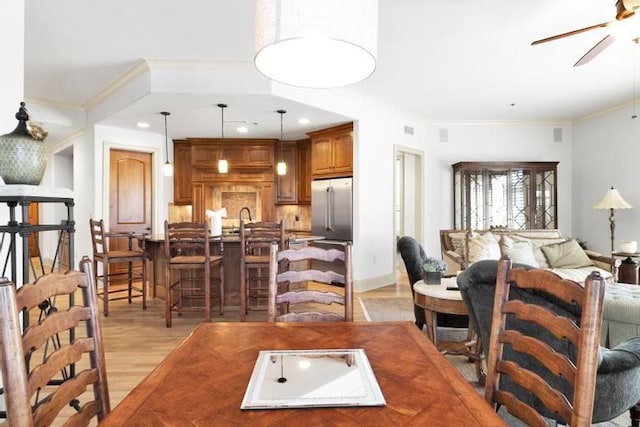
<box><xmin>23</xmin><ymin>0</ymin><xmax>640</xmax><ymax>143</ymax></box>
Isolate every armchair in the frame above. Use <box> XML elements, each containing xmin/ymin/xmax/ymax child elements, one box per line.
<box><xmin>397</xmin><ymin>236</ymin><xmax>467</xmax><ymax>330</ymax></box>
<box><xmin>458</xmin><ymin>259</ymin><xmax>640</xmax><ymax>425</ymax></box>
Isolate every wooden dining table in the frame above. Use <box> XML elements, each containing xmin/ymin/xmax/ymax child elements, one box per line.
<box><xmin>100</xmin><ymin>321</ymin><xmax>505</xmax><ymax>426</ymax></box>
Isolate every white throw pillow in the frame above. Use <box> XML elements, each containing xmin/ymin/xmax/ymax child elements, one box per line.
<box><xmin>510</xmin><ymin>235</ymin><xmax>567</xmax><ymax>268</ymax></box>
<box><xmin>467</xmin><ymin>231</ymin><xmax>501</xmax><ymax>263</ymax></box>
<box><xmin>501</xmin><ymin>237</ymin><xmax>538</xmax><ymax>267</ymax></box>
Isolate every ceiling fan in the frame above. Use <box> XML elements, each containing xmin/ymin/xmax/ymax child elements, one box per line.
<box><xmin>532</xmin><ymin>0</ymin><xmax>640</xmax><ymax>66</ymax></box>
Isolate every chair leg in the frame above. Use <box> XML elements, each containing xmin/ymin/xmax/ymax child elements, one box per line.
<box><xmin>240</xmin><ymin>263</ymin><xmax>247</xmax><ymax>322</ymax></box>
<box><xmin>103</xmin><ymin>262</ymin><xmax>109</xmax><ymax>316</ymax></box>
<box><xmin>204</xmin><ymin>262</ymin><xmax>211</xmax><ymax>322</ymax></box>
<box><xmin>141</xmin><ymin>257</ymin><xmax>147</xmax><ymax>310</ymax></box>
<box><xmin>128</xmin><ymin>261</ymin><xmax>133</xmax><ymax>304</ymax></box>
<box><xmin>165</xmin><ymin>266</ymin><xmax>172</xmax><ymax>328</ymax></box>
<box><xmin>219</xmin><ymin>265</ymin><xmax>224</xmax><ymax>315</ymax></box>
<box><xmin>630</xmin><ymin>402</ymin><xmax>640</xmax><ymax>427</ymax></box>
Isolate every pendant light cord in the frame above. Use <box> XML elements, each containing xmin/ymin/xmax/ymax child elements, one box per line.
<box><xmin>161</xmin><ymin>111</ymin><xmax>170</xmax><ymax>161</ymax></box>
<box><xmin>218</xmin><ymin>103</ymin><xmax>227</xmax><ymax>157</ymax></box>
<box><xmin>277</xmin><ymin>109</ymin><xmax>286</xmax><ymax>161</ymax></box>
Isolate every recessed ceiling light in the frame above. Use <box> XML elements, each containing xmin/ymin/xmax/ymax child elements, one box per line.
<box><xmin>298</xmin><ymin>118</ymin><xmax>310</xmax><ymax>124</ymax></box>
<box><xmin>137</xmin><ymin>122</ymin><xmax>150</xmax><ymax>128</ymax></box>
<box><xmin>237</xmin><ymin>126</ymin><xmax>249</xmax><ymax>133</ymax></box>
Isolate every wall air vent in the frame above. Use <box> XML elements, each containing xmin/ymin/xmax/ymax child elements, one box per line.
<box><xmin>403</xmin><ymin>125</ymin><xmax>414</xmax><ymax>135</ymax></box>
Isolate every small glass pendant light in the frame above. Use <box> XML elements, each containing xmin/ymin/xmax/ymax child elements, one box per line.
<box><xmin>218</xmin><ymin>103</ymin><xmax>229</xmax><ymax>174</ymax></box>
<box><xmin>276</xmin><ymin>109</ymin><xmax>287</xmax><ymax>176</ymax></box>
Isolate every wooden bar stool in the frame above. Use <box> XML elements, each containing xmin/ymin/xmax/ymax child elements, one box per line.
<box><xmin>239</xmin><ymin>220</ymin><xmax>285</xmax><ymax>321</ymax></box>
<box><xmin>89</xmin><ymin>218</ymin><xmax>147</xmax><ymax>316</ymax></box>
<box><xmin>164</xmin><ymin>221</ymin><xmax>224</xmax><ymax>327</ymax></box>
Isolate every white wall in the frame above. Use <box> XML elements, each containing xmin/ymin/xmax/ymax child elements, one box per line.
<box><xmin>0</xmin><ymin>0</ymin><xmax>24</xmax><ymax>411</ymax></box>
<box><xmin>573</xmin><ymin>108</ymin><xmax>640</xmax><ymax>254</ymax></box>
<box><xmin>0</xmin><ymin>3</ymin><xmax>25</xmax><ymax>279</ymax></box>
<box><xmin>93</xmin><ymin>124</ymin><xmax>167</xmax><ymax>231</ymax></box>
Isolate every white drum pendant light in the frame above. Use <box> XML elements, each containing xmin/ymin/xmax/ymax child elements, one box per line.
<box><xmin>254</xmin><ymin>0</ymin><xmax>378</xmax><ymax>88</ymax></box>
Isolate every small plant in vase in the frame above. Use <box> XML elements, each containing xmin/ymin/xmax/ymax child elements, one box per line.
<box><xmin>423</xmin><ymin>257</ymin><xmax>447</xmax><ymax>285</ymax></box>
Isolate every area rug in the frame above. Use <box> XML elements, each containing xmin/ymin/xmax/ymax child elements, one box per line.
<box><xmin>358</xmin><ymin>297</ymin><xmax>414</xmax><ymax>322</ymax></box>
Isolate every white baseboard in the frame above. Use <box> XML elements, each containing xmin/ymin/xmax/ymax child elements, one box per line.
<box><xmin>354</xmin><ymin>272</ymin><xmax>396</xmax><ymax>292</ymax></box>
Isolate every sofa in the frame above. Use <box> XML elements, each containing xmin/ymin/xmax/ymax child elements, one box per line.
<box><xmin>440</xmin><ymin>228</ymin><xmax>619</xmax><ymax>283</ymax></box>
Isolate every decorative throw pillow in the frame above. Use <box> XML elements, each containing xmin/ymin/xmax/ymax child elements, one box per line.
<box><xmin>541</xmin><ymin>238</ymin><xmax>594</xmax><ymax>269</ymax></box>
<box><xmin>510</xmin><ymin>235</ymin><xmax>567</xmax><ymax>268</ymax></box>
<box><xmin>467</xmin><ymin>231</ymin><xmax>501</xmax><ymax>263</ymax></box>
<box><xmin>500</xmin><ymin>237</ymin><xmax>538</xmax><ymax>267</ymax></box>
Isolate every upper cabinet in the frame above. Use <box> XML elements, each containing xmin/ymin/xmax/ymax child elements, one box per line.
<box><xmin>308</xmin><ymin>123</ymin><xmax>353</xmax><ymax>179</ymax></box>
<box><xmin>275</xmin><ymin>139</ymin><xmax>312</xmax><ymax>205</ymax></box>
<box><xmin>173</xmin><ymin>141</ymin><xmax>192</xmax><ymax>205</ymax></box>
<box><xmin>297</xmin><ymin>139</ymin><xmax>311</xmax><ymax>204</ymax></box>
<box><xmin>275</xmin><ymin>141</ymin><xmax>298</xmax><ymax>204</ymax></box>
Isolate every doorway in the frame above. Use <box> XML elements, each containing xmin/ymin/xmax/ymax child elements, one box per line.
<box><xmin>109</xmin><ymin>149</ymin><xmax>153</xmax><ymax>237</ymax></box>
<box><xmin>393</xmin><ymin>146</ymin><xmax>424</xmax><ymax>270</ymax></box>
<box><xmin>108</xmin><ymin>149</ymin><xmax>153</xmax><ymax>280</ymax></box>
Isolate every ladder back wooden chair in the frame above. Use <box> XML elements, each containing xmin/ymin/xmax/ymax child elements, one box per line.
<box><xmin>267</xmin><ymin>241</ymin><xmax>353</xmax><ymax>322</ymax></box>
<box><xmin>89</xmin><ymin>218</ymin><xmax>147</xmax><ymax>316</ymax></box>
<box><xmin>164</xmin><ymin>221</ymin><xmax>224</xmax><ymax>327</ymax></box>
<box><xmin>0</xmin><ymin>256</ymin><xmax>110</xmax><ymax>426</ymax></box>
<box><xmin>485</xmin><ymin>256</ymin><xmax>605</xmax><ymax>427</ymax></box>
<box><xmin>239</xmin><ymin>220</ymin><xmax>285</xmax><ymax>321</ymax></box>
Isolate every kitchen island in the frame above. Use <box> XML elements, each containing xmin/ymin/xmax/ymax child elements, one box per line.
<box><xmin>144</xmin><ymin>231</ymin><xmax>323</xmax><ymax>311</ymax></box>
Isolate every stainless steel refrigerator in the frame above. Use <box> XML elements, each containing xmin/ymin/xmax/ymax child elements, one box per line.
<box><xmin>311</xmin><ymin>177</ymin><xmax>353</xmax><ymax>242</ymax></box>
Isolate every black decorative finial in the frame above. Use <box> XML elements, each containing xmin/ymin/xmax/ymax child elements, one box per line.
<box><xmin>12</xmin><ymin>102</ymin><xmax>30</xmax><ymax>135</ymax></box>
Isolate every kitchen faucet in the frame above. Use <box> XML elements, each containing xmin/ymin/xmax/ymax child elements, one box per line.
<box><xmin>239</xmin><ymin>207</ymin><xmax>252</xmax><ymax>223</ymax></box>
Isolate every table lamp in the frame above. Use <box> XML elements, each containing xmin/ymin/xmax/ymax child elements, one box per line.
<box><xmin>593</xmin><ymin>186</ymin><xmax>633</xmax><ymax>253</ymax></box>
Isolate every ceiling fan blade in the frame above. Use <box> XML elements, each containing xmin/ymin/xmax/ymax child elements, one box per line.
<box><xmin>531</xmin><ymin>21</ymin><xmax>612</xmax><ymax>45</ymax></box>
<box><xmin>573</xmin><ymin>34</ymin><xmax>616</xmax><ymax>66</ymax></box>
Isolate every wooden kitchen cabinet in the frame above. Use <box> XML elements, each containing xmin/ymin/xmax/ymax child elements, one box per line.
<box><xmin>297</xmin><ymin>139</ymin><xmax>311</xmax><ymax>204</ymax></box>
<box><xmin>190</xmin><ymin>139</ymin><xmax>274</xmax><ymax>173</ymax></box>
<box><xmin>173</xmin><ymin>141</ymin><xmax>192</xmax><ymax>204</ymax></box>
<box><xmin>275</xmin><ymin>141</ymin><xmax>298</xmax><ymax>204</ymax></box>
<box><xmin>308</xmin><ymin>123</ymin><xmax>353</xmax><ymax>178</ymax></box>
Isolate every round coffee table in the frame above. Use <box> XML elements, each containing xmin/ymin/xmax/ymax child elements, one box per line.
<box><xmin>413</xmin><ymin>277</ymin><xmax>484</xmax><ymax>384</ymax></box>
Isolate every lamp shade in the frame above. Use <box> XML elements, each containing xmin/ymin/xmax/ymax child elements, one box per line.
<box><xmin>254</xmin><ymin>0</ymin><xmax>378</xmax><ymax>88</ymax></box>
<box><xmin>593</xmin><ymin>186</ymin><xmax>633</xmax><ymax>210</ymax></box>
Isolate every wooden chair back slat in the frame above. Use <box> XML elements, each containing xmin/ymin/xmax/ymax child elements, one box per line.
<box><xmin>0</xmin><ymin>257</ymin><xmax>110</xmax><ymax>426</ymax></box>
<box><xmin>241</xmin><ymin>220</ymin><xmax>285</xmax><ymax>256</ymax></box>
<box><xmin>16</xmin><ymin>273</ymin><xmax>86</xmax><ymax>310</ymax></box>
<box><xmin>493</xmin><ymin>390</ymin><xmax>550</xmax><ymax>427</ymax></box>
<box><xmin>499</xmin><ymin>330</ymin><xmax>576</xmax><ymax>384</ymax></box>
<box><xmin>23</xmin><ymin>306</ymin><xmax>90</xmax><ymax>352</ymax></box>
<box><xmin>502</xmin><ymin>300</ymin><xmax>581</xmax><ymax>345</ymax></box>
<box><xmin>32</xmin><ymin>369</ymin><xmax>100</xmax><ymax>426</ymax></box>
<box><xmin>277</xmin><ymin>269</ymin><xmax>345</xmax><ymax>285</ymax></box>
<box><xmin>507</xmin><ymin>268</ymin><xmax>585</xmax><ymax>311</ymax></box>
<box><xmin>28</xmin><ymin>338</ymin><xmax>95</xmax><ymax>396</ymax></box>
<box><xmin>484</xmin><ymin>255</ymin><xmax>605</xmax><ymax>427</ymax></box>
<box><xmin>268</xmin><ymin>242</ymin><xmax>353</xmax><ymax>322</ymax></box>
